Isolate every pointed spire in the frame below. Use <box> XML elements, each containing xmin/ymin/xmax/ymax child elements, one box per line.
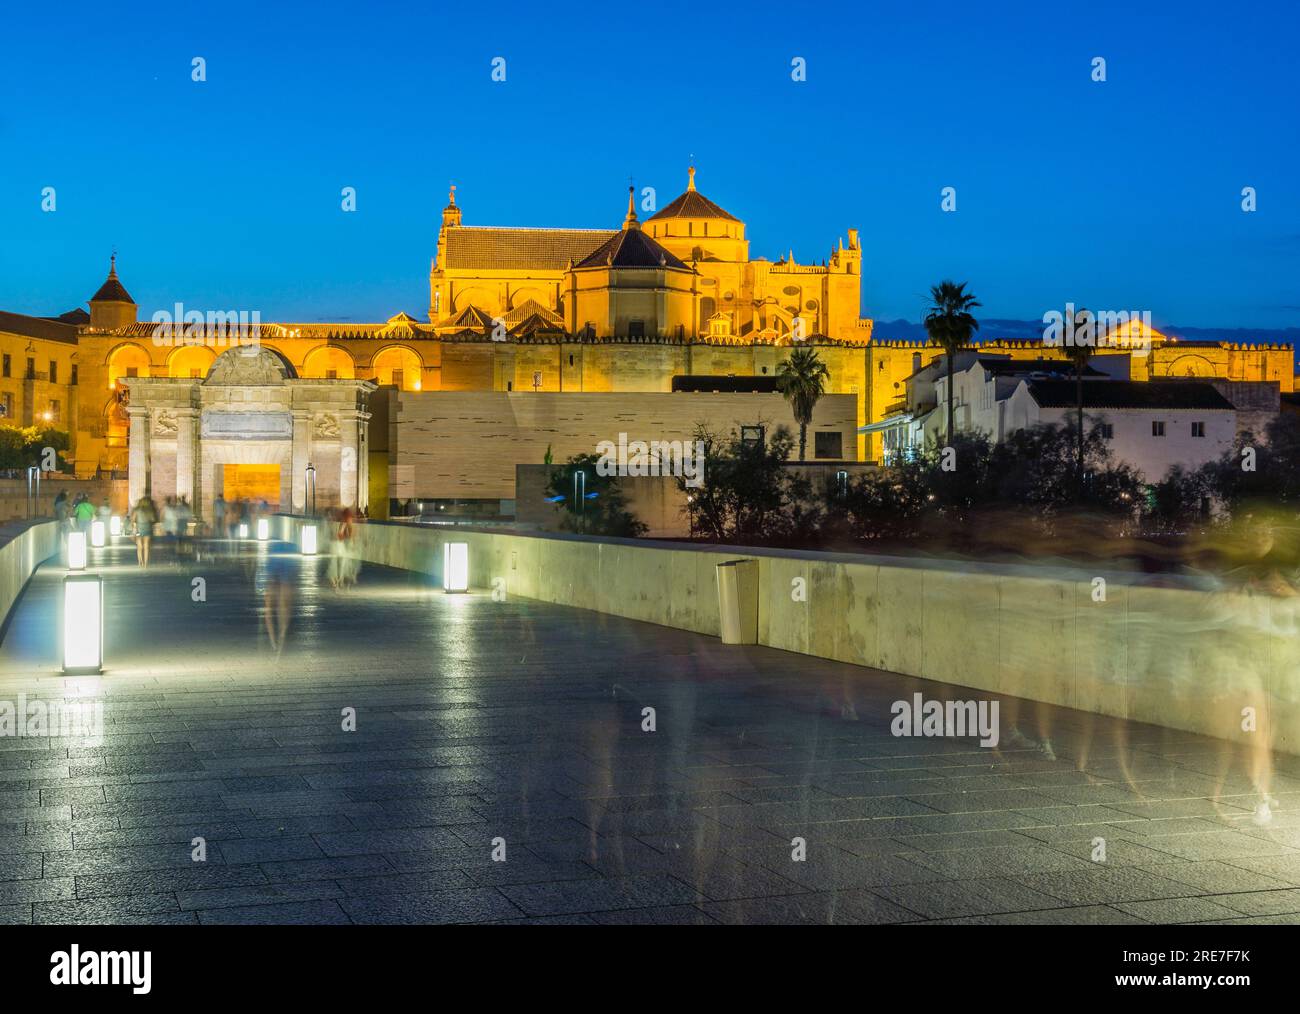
<box><xmin>687</xmin><ymin>166</ymin><xmax>696</xmax><ymax>192</ymax></box>
<box><xmin>109</xmin><ymin>251</ymin><xmax>118</xmax><ymax>278</ymax></box>
<box><xmin>622</xmin><ymin>185</ymin><xmax>639</xmax><ymax>230</ymax></box>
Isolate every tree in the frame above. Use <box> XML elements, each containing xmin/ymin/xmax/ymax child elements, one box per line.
<box><xmin>774</xmin><ymin>345</ymin><xmax>829</xmax><ymax>462</ymax></box>
<box><xmin>923</xmin><ymin>280</ymin><xmax>981</xmax><ymax>442</ymax></box>
<box><xmin>544</xmin><ymin>453</ymin><xmax>646</xmax><ymax>537</ymax></box>
<box><xmin>0</xmin><ymin>424</ymin><xmax>71</xmax><ymax>470</ymax></box>
<box><xmin>1204</xmin><ymin>414</ymin><xmax>1300</xmax><ymax>512</ymax></box>
<box><xmin>679</xmin><ymin>424</ymin><xmax>817</xmax><ymax>545</ymax></box>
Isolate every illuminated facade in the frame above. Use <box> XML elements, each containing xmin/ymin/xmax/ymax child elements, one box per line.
<box><xmin>0</xmin><ymin>172</ymin><xmax>1293</xmax><ymax>476</ymax></box>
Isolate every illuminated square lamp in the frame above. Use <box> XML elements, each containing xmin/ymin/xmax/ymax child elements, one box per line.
<box><xmin>301</xmin><ymin>524</ymin><xmax>317</xmax><ymax>556</ymax></box>
<box><xmin>238</xmin><ymin>523</ymin><xmax>249</xmax><ymax>539</ymax></box>
<box><xmin>62</xmin><ymin>573</ymin><xmax>103</xmax><ymax>674</ymax></box>
<box><xmin>67</xmin><ymin>531</ymin><xmax>87</xmax><ymax>571</ymax></box>
<box><xmin>256</xmin><ymin>517</ymin><xmax>270</xmax><ymax>541</ymax></box>
<box><xmin>90</xmin><ymin>520</ymin><xmax>106</xmax><ymax>547</ymax></box>
<box><xmin>109</xmin><ymin>515</ymin><xmax>122</xmax><ymax>537</ymax></box>
<box><xmin>443</xmin><ymin>542</ymin><xmax>468</xmax><ymax>593</ymax></box>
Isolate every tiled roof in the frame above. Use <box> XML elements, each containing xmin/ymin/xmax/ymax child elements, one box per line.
<box><xmin>502</xmin><ymin>299</ymin><xmax>562</xmax><ymax>326</ymax></box>
<box><xmin>442</xmin><ymin>227</ymin><xmax>613</xmax><ymax>270</ymax></box>
<box><xmin>91</xmin><ymin>274</ymin><xmax>135</xmax><ymax>304</ymax></box>
<box><xmin>978</xmin><ymin>357</ymin><xmax>1105</xmax><ymax>377</ymax></box>
<box><xmin>436</xmin><ymin>305</ymin><xmax>495</xmax><ymax>331</ymax></box>
<box><xmin>509</xmin><ymin>314</ymin><xmax>566</xmax><ymax>338</ymax></box>
<box><xmin>1026</xmin><ymin>380</ymin><xmax>1234</xmax><ymax>410</ymax></box>
<box><xmin>573</xmin><ymin>229</ymin><xmax>689</xmax><ymax>270</ymax></box>
<box><xmin>646</xmin><ymin>189</ymin><xmax>739</xmax><ymax>223</ymax></box>
<box><xmin>0</xmin><ymin>310</ymin><xmax>80</xmax><ymax>344</ymax></box>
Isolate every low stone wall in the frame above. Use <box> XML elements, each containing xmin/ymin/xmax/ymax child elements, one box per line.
<box><xmin>274</xmin><ymin>516</ymin><xmax>1300</xmax><ymax>753</ymax></box>
<box><xmin>0</xmin><ymin>520</ymin><xmax>60</xmax><ymax>634</ymax></box>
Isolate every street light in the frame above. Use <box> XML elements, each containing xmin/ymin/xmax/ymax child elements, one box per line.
<box><xmin>90</xmin><ymin>520</ymin><xmax>106</xmax><ymax>548</ymax></box>
<box><xmin>62</xmin><ymin>573</ymin><xmax>102</xmax><ymax>674</ymax></box>
<box><xmin>67</xmin><ymin>531</ymin><xmax>87</xmax><ymax>571</ymax></box>
<box><xmin>443</xmin><ymin>542</ymin><xmax>468</xmax><ymax>593</ymax></box>
<box><xmin>305</xmin><ymin>462</ymin><xmax>317</xmax><ymax>515</ymax></box>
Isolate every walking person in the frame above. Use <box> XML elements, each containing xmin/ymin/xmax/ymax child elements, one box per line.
<box><xmin>73</xmin><ymin>494</ymin><xmax>95</xmax><ymax>533</ymax></box>
<box><xmin>131</xmin><ymin>495</ymin><xmax>157</xmax><ymax>568</ymax></box>
<box><xmin>262</xmin><ymin>539</ymin><xmax>295</xmax><ymax>654</ymax></box>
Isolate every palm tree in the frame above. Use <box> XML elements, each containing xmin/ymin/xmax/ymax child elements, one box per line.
<box><xmin>775</xmin><ymin>345</ymin><xmax>830</xmax><ymax>461</ymax></box>
<box><xmin>923</xmin><ymin>281</ymin><xmax>981</xmax><ymax>442</ymax></box>
<box><xmin>1064</xmin><ymin>306</ymin><xmax>1095</xmax><ymax>496</ymax></box>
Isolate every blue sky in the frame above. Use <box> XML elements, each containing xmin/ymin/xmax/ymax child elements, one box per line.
<box><xmin>1</xmin><ymin>0</ymin><xmax>1296</xmax><ymax>332</ymax></box>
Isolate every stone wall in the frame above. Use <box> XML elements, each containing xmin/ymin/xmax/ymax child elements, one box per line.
<box><xmin>275</xmin><ymin>515</ymin><xmax>1300</xmax><ymax>755</ymax></box>
<box><xmin>0</xmin><ymin>520</ymin><xmax>59</xmax><ymax>635</ymax></box>
<box><xmin>382</xmin><ymin>390</ymin><xmax>860</xmax><ymax>502</ymax></box>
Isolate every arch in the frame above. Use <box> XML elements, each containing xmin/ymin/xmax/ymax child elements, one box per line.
<box><xmin>451</xmin><ymin>288</ymin><xmax>495</xmax><ymax>315</ymax></box>
<box><xmin>248</xmin><ymin>344</ymin><xmax>298</xmax><ymax>379</ymax></box>
<box><xmin>106</xmin><ymin>342</ymin><xmax>152</xmax><ymax>390</ymax></box>
<box><xmin>1160</xmin><ymin>354</ymin><xmax>1216</xmax><ymax>378</ymax></box>
<box><xmin>301</xmin><ymin>345</ymin><xmax>357</xmax><ymax>380</ymax></box>
<box><xmin>370</xmin><ymin>345</ymin><xmax>423</xmax><ymax>390</ymax></box>
<box><xmin>509</xmin><ymin>287</ymin><xmax>548</xmax><ymax>310</ymax></box>
<box><xmin>168</xmin><ymin>345</ymin><xmax>217</xmax><ymax>379</ymax></box>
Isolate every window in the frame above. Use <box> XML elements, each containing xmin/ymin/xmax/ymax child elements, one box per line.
<box><xmin>2</xmin><ymin>354</ymin><xmax>9</xmax><ymax>378</ymax></box>
<box><xmin>568</xmin><ymin>354</ymin><xmax>574</xmax><ymax>366</ymax></box>
<box><xmin>70</xmin><ymin>365</ymin><xmax>77</xmax><ymax>385</ymax></box>
<box><xmin>326</xmin><ymin>369</ymin><xmax>337</xmax><ymax>380</ymax></box>
<box><xmin>49</xmin><ymin>361</ymin><xmax>58</xmax><ymax>384</ymax></box>
<box><xmin>1191</xmin><ymin>421</ymin><xmax>1205</xmax><ymax>438</ymax></box>
<box><xmin>391</xmin><ymin>369</ymin><xmax>405</xmax><ymax>389</ymax></box>
<box><xmin>49</xmin><ymin>400</ymin><xmax>60</xmax><ymax>422</ymax></box>
<box><xmin>26</xmin><ymin>357</ymin><xmax>34</xmax><ymax>379</ymax></box>
<box><xmin>126</xmin><ymin>367</ymin><xmax>139</xmax><ymax>378</ymax></box>
<box><xmin>1151</xmin><ymin>420</ymin><xmax>1165</xmax><ymax>437</ymax></box>
<box><xmin>628</xmin><ymin>320</ymin><xmax>645</xmax><ymax>339</ymax></box>
<box><xmin>1098</xmin><ymin>423</ymin><xmax>1114</xmax><ymax>439</ymax></box>
<box><xmin>814</xmin><ymin>431</ymin><xmax>843</xmax><ymax>459</ymax></box>
<box><xmin>0</xmin><ymin>393</ymin><xmax>10</xmax><ymax>419</ymax></box>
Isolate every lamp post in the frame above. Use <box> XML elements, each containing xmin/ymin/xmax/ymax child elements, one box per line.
<box><xmin>573</xmin><ymin>469</ymin><xmax>586</xmax><ymax>534</ymax></box>
<box><xmin>26</xmin><ymin>466</ymin><xmax>40</xmax><ymax>518</ymax></box>
<box><xmin>305</xmin><ymin>462</ymin><xmax>316</xmax><ymax>516</ymax></box>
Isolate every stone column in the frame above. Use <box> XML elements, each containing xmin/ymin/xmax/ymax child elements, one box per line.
<box><xmin>339</xmin><ymin>411</ymin><xmax>360</xmax><ymax>508</ymax></box>
<box><xmin>356</xmin><ymin>408</ymin><xmax>371</xmax><ymax>513</ymax></box>
<box><xmin>127</xmin><ymin>406</ymin><xmax>151</xmax><ymax>505</ymax></box>
<box><xmin>291</xmin><ymin>410</ymin><xmax>311</xmax><ymax>513</ymax></box>
<box><xmin>175</xmin><ymin>408</ymin><xmax>198</xmax><ymax>509</ymax></box>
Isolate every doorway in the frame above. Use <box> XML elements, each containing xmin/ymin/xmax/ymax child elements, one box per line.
<box><xmin>222</xmin><ymin>464</ymin><xmax>281</xmax><ymax>508</ymax></box>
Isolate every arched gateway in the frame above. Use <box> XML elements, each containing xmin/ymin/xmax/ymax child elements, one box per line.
<box><xmin>123</xmin><ymin>346</ymin><xmax>375</xmax><ymax>519</ymax></box>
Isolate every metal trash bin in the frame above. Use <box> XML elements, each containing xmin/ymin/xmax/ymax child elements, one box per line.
<box><xmin>716</xmin><ymin>559</ymin><xmax>758</xmax><ymax>644</ymax></box>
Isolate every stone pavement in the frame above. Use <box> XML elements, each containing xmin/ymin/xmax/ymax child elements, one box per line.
<box><xmin>1</xmin><ymin>538</ymin><xmax>1299</xmax><ymax>925</ymax></box>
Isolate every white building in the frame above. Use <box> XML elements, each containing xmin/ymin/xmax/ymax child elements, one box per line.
<box><xmin>1004</xmin><ymin>379</ymin><xmax>1236</xmax><ymax>482</ymax></box>
<box><xmin>865</xmin><ymin>353</ymin><xmax>1124</xmax><ymax>464</ymax></box>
